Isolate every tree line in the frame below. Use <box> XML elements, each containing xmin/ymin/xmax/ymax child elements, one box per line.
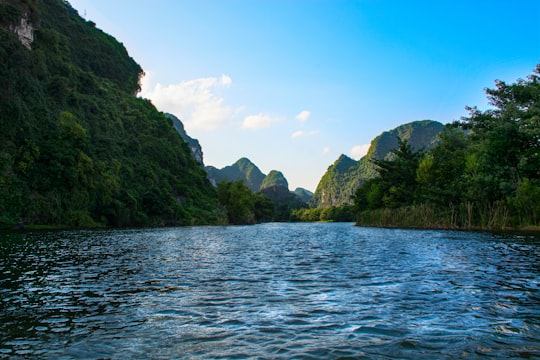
<box><xmin>353</xmin><ymin>65</ymin><xmax>540</xmax><ymax>230</ymax></box>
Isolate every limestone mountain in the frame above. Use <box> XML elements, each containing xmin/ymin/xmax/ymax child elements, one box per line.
<box><xmin>165</xmin><ymin>113</ymin><xmax>204</xmax><ymax>166</ymax></box>
<box><xmin>310</xmin><ymin>120</ymin><xmax>445</xmax><ymax>208</ymax></box>
<box><xmin>260</xmin><ymin>170</ymin><xmax>288</xmax><ymax>190</ymax></box>
<box><xmin>310</xmin><ymin>154</ymin><xmax>359</xmax><ymax>208</ymax></box>
<box><xmin>205</xmin><ymin>158</ymin><xmax>309</xmax><ymax>213</ymax></box>
<box><xmin>205</xmin><ymin>158</ymin><xmax>266</xmax><ymax>192</ymax></box>
<box><xmin>293</xmin><ymin>188</ymin><xmax>313</xmax><ymax>203</ymax></box>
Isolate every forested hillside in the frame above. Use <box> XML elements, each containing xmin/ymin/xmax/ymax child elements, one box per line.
<box><xmin>311</xmin><ymin>120</ymin><xmax>444</xmax><ymax>208</ymax></box>
<box><xmin>354</xmin><ymin>65</ymin><xmax>540</xmax><ymax>230</ymax></box>
<box><xmin>206</xmin><ymin>158</ymin><xmax>265</xmax><ymax>192</ymax></box>
<box><xmin>0</xmin><ymin>0</ymin><xmax>219</xmax><ymax>228</ymax></box>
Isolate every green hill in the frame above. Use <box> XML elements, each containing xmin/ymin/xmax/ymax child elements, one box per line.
<box><xmin>205</xmin><ymin>157</ymin><xmax>266</xmax><ymax>192</ymax></box>
<box><xmin>260</xmin><ymin>170</ymin><xmax>288</xmax><ymax>190</ymax></box>
<box><xmin>0</xmin><ymin>0</ymin><xmax>218</xmax><ymax>228</ymax></box>
<box><xmin>293</xmin><ymin>187</ymin><xmax>313</xmax><ymax>203</ymax></box>
<box><xmin>310</xmin><ymin>120</ymin><xmax>444</xmax><ymax>208</ymax></box>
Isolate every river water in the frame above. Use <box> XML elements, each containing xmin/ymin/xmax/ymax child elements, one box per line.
<box><xmin>1</xmin><ymin>223</ymin><xmax>539</xmax><ymax>359</ymax></box>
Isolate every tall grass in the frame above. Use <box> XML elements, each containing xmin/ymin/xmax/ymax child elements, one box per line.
<box><xmin>356</xmin><ymin>202</ymin><xmax>515</xmax><ymax>231</ymax></box>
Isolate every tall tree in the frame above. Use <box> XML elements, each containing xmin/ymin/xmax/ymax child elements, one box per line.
<box><xmin>354</xmin><ymin>138</ymin><xmax>423</xmax><ymax>210</ymax></box>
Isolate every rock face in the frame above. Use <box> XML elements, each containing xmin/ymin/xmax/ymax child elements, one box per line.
<box><xmin>165</xmin><ymin>113</ymin><xmax>204</xmax><ymax>166</ymax></box>
<box><xmin>310</xmin><ymin>120</ymin><xmax>445</xmax><ymax>208</ymax></box>
<box><xmin>10</xmin><ymin>14</ymin><xmax>34</xmax><ymax>48</ymax></box>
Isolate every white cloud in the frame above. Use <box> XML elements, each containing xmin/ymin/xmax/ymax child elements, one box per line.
<box><xmin>220</xmin><ymin>74</ymin><xmax>232</xmax><ymax>87</ymax></box>
<box><xmin>292</xmin><ymin>130</ymin><xmax>305</xmax><ymax>139</ymax></box>
<box><xmin>291</xmin><ymin>130</ymin><xmax>320</xmax><ymax>139</ymax></box>
<box><xmin>322</xmin><ymin>146</ymin><xmax>330</xmax><ymax>154</ymax></box>
<box><xmin>350</xmin><ymin>144</ymin><xmax>370</xmax><ymax>159</ymax></box>
<box><xmin>295</xmin><ymin>110</ymin><xmax>311</xmax><ymax>122</ymax></box>
<box><xmin>242</xmin><ymin>114</ymin><xmax>272</xmax><ymax>129</ymax></box>
<box><xmin>139</xmin><ymin>72</ymin><xmax>233</xmax><ymax>131</ymax></box>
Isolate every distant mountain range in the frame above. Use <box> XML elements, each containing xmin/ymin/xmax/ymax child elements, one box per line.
<box><xmin>205</xmin><ymin>157</ymin><xmax>313</xmax><ymax>204</ymax></box>
<box><xmin>310</xmin><ymin>120</ymin><xmax>445</xmax><ymax>208</ymax></box>
<box><xmin>164</xmin><ymin>116</ymin><xmax>314</xmax><ymax>204</ymax></box>
<box><xmin>168</xmin><ymin>113</ymin><xmax>443</xmax><ymax>210</ymax></box>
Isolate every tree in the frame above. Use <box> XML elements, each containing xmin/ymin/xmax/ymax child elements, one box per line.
<box><xmin>216</xmin><ymin>181</ymin><xmax>274</xmax><ymax>225</ymax></box>
<box><xmin>371</xmin><ymin>137</ymin><xmax>423</xmax><ymax>208</ymax></box>
<box><xmin>455</xmin><ymin>64</ymin><xmax>540</xmax><ymax>202</ymax></box>
<box><xmin>416</xmin><ymin>127</ymin><xmax>469</xmax><ymax>206</ymax></box>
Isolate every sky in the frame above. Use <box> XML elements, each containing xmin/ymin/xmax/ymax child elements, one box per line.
<box><xmin>68</xmin><ymin>0</ymin><xmax>539</xmax><ymax>192</ymax></box>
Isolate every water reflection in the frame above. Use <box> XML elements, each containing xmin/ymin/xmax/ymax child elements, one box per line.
<box><xmin>1</xmin><ymin>224</ymin><xmax>539</xmax><ymax>359</ymax></box>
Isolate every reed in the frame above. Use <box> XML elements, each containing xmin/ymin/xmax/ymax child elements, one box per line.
<box><xmin>356</xmin><ymin>201</ymin><xmax>517</xmax><ymax>231</ymax></box>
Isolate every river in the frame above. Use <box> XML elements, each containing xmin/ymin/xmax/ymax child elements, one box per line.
<box><xmin>1</xmin><ymin>223</ymin><xmax>539</xmax><ymax>359</ymax></box>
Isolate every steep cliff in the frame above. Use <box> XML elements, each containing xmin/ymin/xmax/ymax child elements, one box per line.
<box><xmin>310</xmin><ymin>120</ymin><xmax>444</xmax><ymax>208</ymax></box>
<box><xmin>165</xmin><ymin>113</ymin><xmax>204</xmax><ymax>166</ymax></box>
<box><xmin>0</xmin><ymin>0</ymin><xmax>39</xmax><ymax>49</ymax></box>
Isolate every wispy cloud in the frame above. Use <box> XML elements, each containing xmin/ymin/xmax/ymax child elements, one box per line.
<box><xmin>322</xmin><ymin>146</ymin><xmax>330</xmax><ymax>154</ymax></box>
<box><xmin>291</xmin><ymin>130</ymin><xmax>320</xmax><ymax>139</ymax></box>
<box><xmin>295</xmin><ymin>110</ymin><xmax>311</xmax><ymax>122</ymax></box>
<box><xmin>350</xmin><ymin>144</ymin><xmax>370</xmax><ymax>159</ymax></box>
<box><xmin>242</xmin><ymin>113</ymin><xmax>281</xmax><ymax>129</ymax></box>
<box><xmin>140</xmin><ymin>72</ymin><xmax>233</xmax><ymax>131</ymax></box>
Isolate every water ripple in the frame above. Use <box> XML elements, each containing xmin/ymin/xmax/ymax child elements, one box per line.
<box><xmin>1</xmin><ymin>224</ymin><xmax>539</xmax><ymax>359</ymax></box>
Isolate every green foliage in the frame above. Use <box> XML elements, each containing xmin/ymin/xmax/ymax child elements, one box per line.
<box><xmin>416</xmin><ymin>127</ymin><xmax>468</xmax><ymax>206</ymax></box>
<box><xmin>217</xmin><ymin>181</ymin><xmax>273</xmax><ymax>224</ymax></box>
<box><xmin>354</xmin><ymin>65</ymin><xmax>540</xmax><ymax>231</ymax></box>
<box><xmin>292</xmin><ymin>205</ymin><xmax>354</xmax><ymax>222</ymax></box>
<box><xmin>507</xmin><ymin>178</ymin><xmax>540</xmax><ymax>227</ymax></box>
<box><xmin>0</xmin><ymin>0</ymin><xmax>218</xmax><ymax>228</ymax></box>
<box><xmin>354</xmin><ymin>138</ymin><xmax>423</xmax><ymax>211</ymax></box>
<box><xmin>258</xmin><ymin>185</ymin><xmax>306</xmax><ymax>221</ymax></box>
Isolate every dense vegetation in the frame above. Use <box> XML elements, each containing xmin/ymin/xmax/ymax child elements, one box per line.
<box><xmin>353</xmin><ymin>65</ymin><xmax>540</xmax><ymax>230</ymax></box>
<box><xmin>216</xmin><ymin>181</ymin><xmax>273</xmax><ymax>224</ymax></box>
<box><xmin>291</xmin><ymin>205</ymin><xmax>354</xmax><ymax>222</ymax></box>
<box><xmin>0</xmin><ymin>0</ymin><xmax>219</xmax><ymax>228</ymax></box>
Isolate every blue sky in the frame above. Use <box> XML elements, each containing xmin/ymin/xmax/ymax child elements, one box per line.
<box><xmin>69</xmin><ymin>0</ymin><xmax>539</xmax><ymax>191</ymax></box>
